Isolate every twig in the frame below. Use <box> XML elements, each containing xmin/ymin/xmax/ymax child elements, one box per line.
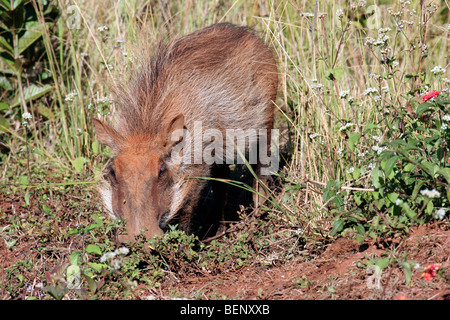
<box><xmin>200</xmin><ymin>220</ymin><xmax>243</xmax><ymax>244</ymax></box>
<box><xmin>381</xmin><ymin>262</ymin><xmax>395</xmax><ymax>300</ymax></box>
<box><xmin>307</xmin><ymin>179</ymin><xmax>375</xmax><ymax>192</ymax></box>
<box><xmin>200</xmin><ymin>230</ymin><xmax>228</xmax><ymax>244</ymax></box>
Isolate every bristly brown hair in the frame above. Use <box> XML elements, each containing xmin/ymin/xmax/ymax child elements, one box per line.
<box><xmin>94</xmin><ymin>22</ymin><xmax>278</xmax><ymax>241</ymax></box>
<box><xmin>111</xmin><ymin>23</ymin><xmax>276</xmax><ymax>138</ymax></box>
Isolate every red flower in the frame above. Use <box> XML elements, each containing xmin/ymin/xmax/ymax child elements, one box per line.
<box><xmin>422</xmin><ymin>264</ymin><xmax>441</xmax><ymax>282</ymax></box>
<box><xmin>422</xmin><ymin>90</ymin><xmax>439</xmax><ymax>102</ymax></box>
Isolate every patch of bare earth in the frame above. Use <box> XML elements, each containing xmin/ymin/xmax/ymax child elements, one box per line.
<box><xmin>159</xmin><ymin>222</ymin><xmax>450</xmax><ymax>300</ymax></box>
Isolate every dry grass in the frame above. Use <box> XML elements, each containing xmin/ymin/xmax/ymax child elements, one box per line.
<box><xmin>0</xmin><ymin>0</ymin><xmax>449</xmax><ymax>300</ymax></box>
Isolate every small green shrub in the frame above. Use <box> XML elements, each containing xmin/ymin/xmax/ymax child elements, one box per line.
<box><xmin>331</xmin><ymin>91</ymin><xmax>450</xmax><ymax>241</ymax></box>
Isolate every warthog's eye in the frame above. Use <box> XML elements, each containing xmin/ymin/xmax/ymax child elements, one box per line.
<box><xmin>107</xmin><ymin>163</ymin><xmax>118</xmax><ymax>185</ymax></box>
<box><xmin>158</xmin><ymin>162</ymin><xmax>167</xmax><ymax>179</ymax></box>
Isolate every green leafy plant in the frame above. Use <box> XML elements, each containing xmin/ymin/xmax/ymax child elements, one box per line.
<box><xmin>331</xmin><ymin>92</ymin><xmax>450</xmax><ymax>241</ymax></box>
<box><xmin>0</xmin><ymin>0</ymin><xmax>58</xmax><ymax>110</ymax></box>
<box><xmin>372</xmin><ymin>94</ymin><xmax>450</xmax><ymax>220</ymax></box>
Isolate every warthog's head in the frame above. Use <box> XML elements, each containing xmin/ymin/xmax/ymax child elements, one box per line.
<box><xmin>93</xmin><ymin>114</ymin><xmax>185</xmax><ymax>242</ymax></box>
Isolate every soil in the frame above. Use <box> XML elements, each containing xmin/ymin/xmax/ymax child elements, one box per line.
<box><xmin>0</xmin><ymin>189</ymin><xmax>449</xmax><ymax>300</ymax></box>
<box><xmin>158</xmin><ymin>222</ymin><xmax>450</xmax><ymax>300</ymax></box>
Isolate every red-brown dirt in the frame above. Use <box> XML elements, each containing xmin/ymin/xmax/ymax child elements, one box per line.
<box><xmin>157</xmin><ymin>222</ymin><xmax>450</xmax><ymax>300</ymax></box>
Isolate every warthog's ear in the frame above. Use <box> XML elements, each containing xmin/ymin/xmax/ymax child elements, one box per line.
<box><xmin>164</xmin><ymin>114</ymin><xmax>185</xmax><ymax>148</ymax></box>
<box><xmin>92</xmin><ymin>118</ymin><xmax>123</xmax><ymax>153</ymax></box>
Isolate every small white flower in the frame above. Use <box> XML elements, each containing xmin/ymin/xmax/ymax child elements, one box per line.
<box><xmin>346</xmin><ymin>167</ymin><xmax>354</xmax><ymax>174</ymax></box>
<box><xmin>368</xmin><ymin>163</ymin><xmax>376</xmax><ymax>170</ymax></box>
<box><xmin>364</xmin><ymin>87</ymin><xmax>378</xmax><ymax>96</ymax></box>
<box><xmin>442</xmin><ymin>115</ymin><xmax>450</xmax><ymax>121</ymax></box>
<box><xmin>35</xmin><ymin>282</ymin><xmax>44</xmax><ymax>289</ymax></box>
<box><xmin>337</xmin><ymin>148</ymin><xmax>343</xmax><ymax>155</ymax></box>
<box><xmin>388</xmin><ymin>8</ymin><xmax>403</xmax><ymax>17</ymax></box>
<box><xmin>100</xmin><ymin>247</ymin><xmax>129</xmax><ymax>270</ymax></box>
<box><xmin>364</xmin><ymin>37</ymin><xmax>376</xmax><ymax>46</ymax></box>
<box><xmin>311</xmin><ymin>83</ymin><xmax>324</xmax><ymax>90</ymax></box>
<box><xmin>378</xmin><ymin>27</ymin><xmax>391</xmax><ymax>34</ymax></box>
<box><xmin>339</xmin><ymin>90</ymin><xmax>350</xmax><ymax>99</ymax></box>
<box><xmin>65</xmin><ymin>91</ymin><xmax>78</xmax><ymax>102</ymax></box>
<box><xmin>309</xmin><ymin>133</ymin><xmax>319</xmax><ymax>139</ymax></box>
<box><xmin>97</xmin><ymin>25</ymin><xmax>109</xmax><ymax>32</ymax></box>
<box><xmin>430</xmin><ymin>65</ymin><xmax>446</xmax><ymax>76</ymax></box>
<box><xmin>367</xmin><ymin>75</ymin><xmax>379</xmax><ymax>82</ymax></box>
<box><xmin>372</xmin><ymin>135</ymin><xmax>381</xmax><ymax>142</ymax></box>
<box><xmin>371</xmin><ymin>145</ymin><xmax>386</xmax><ymax>154</ymax></box>
<box><xmin>373</xmin><ymin>34</ymin><xmax>389</xmax><ymax>46</ymax></box>
<box><xmin>441</xmin><ymin>123</ymin><xmax>448</xmax><ymax>130</ymax></box>
<box><xmin>401</xmin><ymin>19</ymin><xmax>414</xmax><ymax>27</ymax></box>
<box><xmin>127</xmin><ymin>280</ymin><xmax>138</xmax><ymax>290</ymax></box>
<box><xmin>116</xmin><ymin>247</ymin><xmax>129</xmax><ymax>255</ymax></box>
<box><xmin>97</xmin><ymin>96</ymin><xmax>110</xmax><ymax>104</ymax></box>
<box><xmin>420</xmin><ymin>188</ymin><xmax>441</xmax><ymax>198</ymax></box>
<box><xmin>111</xmin><ymin>259</ymin><xmax>121</xmax><ymax>270</ymax></box>
<box><xmin>100</xmin><ymin>252</ymin><xmax>116</xmax><ymax>263</ymax></box>
<box><xmin>22</xmin><ymin>112</ymin><xmax>32</xmax><ymax>120</ymax></box>
<box><xmin>395</xmin><ymin>198</ymin><xmax>402</xmax><ymax>206</ymax></box>
<box><xmin>336</xmin><ymin>9</ymin><xmax>344</xmax><ymax>19</ymax></box>
<box><xmin>380</xmin><ymin>48</ymin><xmax>391</xmax><ymax>55</ymax></box>
<box><xmin>434</xmin><ymin>208</ymin><xmax>446</xmax><ymax>220</ymax></box>
<box><xmin>338</xmin><ymin>122</ymin><xmax>354</xmax><ymax>132</ymax></box>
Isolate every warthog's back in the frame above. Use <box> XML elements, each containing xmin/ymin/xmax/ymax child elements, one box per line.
<box><xmin>116</xmin><ymin>23</ymin><xmax>278</xmax><ymax>137</ymax></box>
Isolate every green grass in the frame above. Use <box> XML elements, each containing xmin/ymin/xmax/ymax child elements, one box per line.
<box><xmin>0</xmin><ymin>0</ymin><xmax>449</xmax><ymax>300</ymax></box>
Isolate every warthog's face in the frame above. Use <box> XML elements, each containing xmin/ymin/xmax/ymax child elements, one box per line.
<box><xmin>93</xmin><ymin>115</ymin><xmax>184</xmax><ymax>242</ymax></box>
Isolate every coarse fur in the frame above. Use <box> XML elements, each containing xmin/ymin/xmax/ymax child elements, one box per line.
<box><xmin>93</xmin><ymin>23</ymin><xmax>278</xmax><ymax>242</ymax></box>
